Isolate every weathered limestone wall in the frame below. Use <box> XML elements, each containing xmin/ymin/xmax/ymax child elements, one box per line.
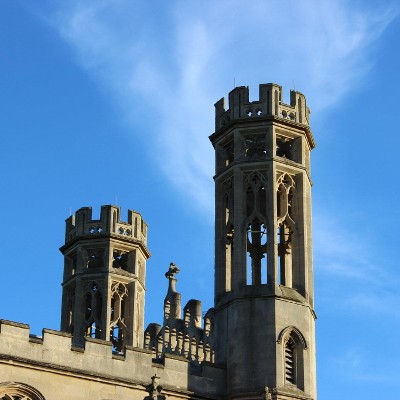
<box><xmin>0</xmin><ymin>320</ymin><xmax>225</xmax><ymax>400</ymax></box>
<box><xmin>213</xmin><ymin>286</ymin><xmax>315</xmax><ymax>399</ymax></box>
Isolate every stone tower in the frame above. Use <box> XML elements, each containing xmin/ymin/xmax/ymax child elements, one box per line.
<box><xmin>60</xmin><ymin>205</ymin><xmax>150</xmax><ymax>350</ymax></box>
<box><xmin>210</xmin><ymin>84</ymin><xmax>317</xmax><ymax>399</ymax></box>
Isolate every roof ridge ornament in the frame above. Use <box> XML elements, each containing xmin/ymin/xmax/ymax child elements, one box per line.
<box><xmin>165</xmin><ymin>262</ymin><xmax>180</xmax><ymax>279</ymax></box>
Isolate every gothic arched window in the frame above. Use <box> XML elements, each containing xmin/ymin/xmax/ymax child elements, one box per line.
<box><xmin>109</xmin><ymin>282</ymin><xmax>128</xmax><ymax>352</ymax></box>
<box><xmin>276</xmin><ymin>173</ymin><xmax>295</xmax><ymax>287</ymax></box>
<box><xmin>245</xmin><ymin>171</ymin><xmax>268</xmax><ymax>285</ymax></box>
<box><xmin>84</xmin><ymin>282</ymin><xmax>102</xmax><ymax>339</ymax></box>
<box><xmin>0</xmin><ymin>382</ymin><xmax>46</xmax><ymax>400</ymax></box>
<box><xmin>277</xmin><ymin>326</ymin><xmax>307</xmax><ymax>390</ymax></box>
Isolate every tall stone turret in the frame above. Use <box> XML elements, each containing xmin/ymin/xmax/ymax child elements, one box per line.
<box><xmin>60</xmin><ymin>205</ymin><xmax>150</xmax><ymax>350</ymax></box>
<box><xmin>210</xmin><ymin>84</ymin><xmax>317</xmax><ymax>399</ymax></box>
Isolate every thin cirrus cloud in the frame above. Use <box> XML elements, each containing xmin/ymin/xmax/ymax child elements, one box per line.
<box><xmin>330</xmin><ymin>346</ymin><xmax>400</xmax><ymax>385</ymax></box>
<box><xmin>313</xmin><ymin>211</ymin><xmax>386</xmax><ymax>282</ymax></box>
<box><xmin>46</xmin><ymin>0</ymin><xmax>397</xmax><ymax>213</ymax></box>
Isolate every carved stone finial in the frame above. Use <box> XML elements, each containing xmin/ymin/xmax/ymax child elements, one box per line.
<box><xmin>264</xmin><ymin>386</ymin><xmax>272</xmax><ymax>400</ymax></box>
<box><xmin>165</xmin><ymin>262</ymin><xmax>180</xmax><ymax>279</ymax></box>
<box><xmin>145</xmin><ymin>374</ymin><xmax>166</xmax><ymax>400</ymax></box>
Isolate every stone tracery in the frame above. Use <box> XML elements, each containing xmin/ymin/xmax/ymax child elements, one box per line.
<box><xmin>0</xmin><ymin>383</ymin><xmax>45</xmax><ymax>400</ymax></box>
<box><xmin>109</xmin><ymin>282</ymin><xmax>129</xmax><ymax>352</ymax></box>
<box><xmin>276</xmin><ymin>172</ymin><xmax>296</xmax><ymax>287</ymax></box>
<box><xmin>85</xmin><ymin>282</ymin><xmax>102</xmax><ymax>339</ymax></box>
<box><xmin>245</xmin><ymin>171</ymin><xmax>268</xmax><ymax>285</ymax></box>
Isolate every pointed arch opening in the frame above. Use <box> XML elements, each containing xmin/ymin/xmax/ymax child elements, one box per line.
<box><xmin>223</xmin><ymin>178</ymin><xmax>234</xmax><ymax>292</ymax></box>
<box><xmin>245</xmin><ymin>171</ymin><xmax>268</xmax><ymax>285</ymax></box>
<box><xmin>0</xmin><ymin>382</ymin><xmax>46</xmax><ymax>400</ymax></box>
<box><xmin>285</xmin><ymin>337</ymin><xmax>296</xmax><ymax>384</ymax></box>
<box><xmin>276</xmin><ymin>173</ymin><xmax>296</xmax><ymax>287</ymax></box>
<box><xmin>246</xmin><ymin>220</ymin><xmax>267</xmax><ymax>285</ymax></box>
<box><xmin>84</xmin><ymin>282</ymin><xmax>102</xmax><ymax>339</ymax></box>
<box><xmin>109</xmin><ymin>282</ymin><xmax>128</xmax><ymax>352</ymax></box>
<box><xmin>277</xmin><ymin>326</ymin><xmax>307</xmax><ymax>390</ymax></box>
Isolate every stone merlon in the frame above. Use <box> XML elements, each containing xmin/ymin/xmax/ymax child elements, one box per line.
<box><xmin>213</xmin><ymin>83</ymin><xmax>315</xmax><ymax>149</ymax></box>
<box><xmin>63</xmin><ymin>205</ymin><xmax>148</xmax><ymax>248</ymax></box>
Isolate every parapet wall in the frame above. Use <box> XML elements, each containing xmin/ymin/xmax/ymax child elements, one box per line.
<box><xmin>145</xmin><ymin>301</ymin><xmax>215</xmax><ymax>364</ymax></box>
<box><xmin>0</xmin><ymin>320</ymin><xmax>225</xmax><ymax>398</ymax></box>
<box><xmin>214</xmin><ymin>84</ymin><xmax>310</xmax><ymax>131</ymax></box>
<box><xmin>64</xmin><ymin>205</ymin><xmax>148</xmax><ymax>246</ymax></box>
<box><xmin>146</xmin><ymin>267</ymin><xmax>216</xmax><ymax>366</ymax></box>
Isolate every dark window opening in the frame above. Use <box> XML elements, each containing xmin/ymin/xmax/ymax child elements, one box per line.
<box><xmin>276</xmin><ymin>137</ymin><xmax>294</xmax><ymax>160</ymax></box>
<box><xmin>112</xmin><ymin>251</ymin><xmax>128</xmax><ymax>270</ymax></box>
<box><xmin>247</xmin><ymin>221</ymin><xmax>267</xmax><ymax>285</ymax></box>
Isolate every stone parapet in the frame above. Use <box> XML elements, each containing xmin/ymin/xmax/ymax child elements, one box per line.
<box><xmin>214</xmin><ymin>84</ymin><xmax>310</xmax><ymax>131</ymax></box>
<box><xmin>64</xmin><ymin>205</ymin><xmax>148</xmax><ymax>246</ymax></box>
<box><xmin>0</xmin><ymin>320</ymin><xmax>225</xmax><ymax>397</ymax></box>
<box><xmin>144</xmin><ymin>264</ymin><xmax>216</xmax><ymax>365</ymax></box>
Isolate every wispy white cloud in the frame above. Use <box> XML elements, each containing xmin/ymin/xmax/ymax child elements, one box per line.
<box><xmin>43</xmin><ymin>0</ymin><xmax>397</xmax><ymax>212</ymax></box>
<box><xmin>331</xmin><ymin>347</ymin><xmax>400</xmax><ymax>384</ymax></box>
<box><xmin>313</xmin><ymin>209</ymin><xmax>400</xmax><ymax>317</ymax></box>
<box><xmin>345</xmin><ymin>291</ymin><xmax>400</xmax><ymax>318</ymax></box>
<box><xmin>313</xmin><ymin>210</ymin><xmax>386</xmax><ymax>281</ymax></box>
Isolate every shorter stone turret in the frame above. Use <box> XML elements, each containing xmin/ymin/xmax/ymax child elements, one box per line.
<box><xmin>60</xmin><ymin>205</ymin><xmax>150</xmax><ymax>350</ymax></box>
<box><xmin>144</xmin><ymin>263</ymin><xmax>215</xmax><ymax>364</ymax></box>
<box><xmin>64</xmin><ymin>205</ymin><xmax>148</xmax><ymax>245</ymax></box>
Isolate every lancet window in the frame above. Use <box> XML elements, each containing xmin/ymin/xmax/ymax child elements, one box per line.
<box><xmin>109</xmin><ymin>282</ymin><xmax>128</xmax><ymax>352</ymax></box>
<box><xmin>278</xmin><ymin>326</ymin><xmax>307</xmax><ymax>390</ymax></box>
<box><xmin>276</xmin><ymin>173</ymin><xmax>295</xmax><ymax>286</ymax></box>
<box><xmin>223</xmin><ymin>178</ymin><xmax>234</xmax><ymax>289</ymax></box>
<box><xmin>245</xmin><ymin>171</ymin><xmax>268</xmax><ymax>285</ymax></box>
<box><xmin>65</xmin><ymin>286</ymin><xmax>75</xmax><ymax>333</ymax></box>
<box><xmin>84</xmin><ymin>282</ymin><xmax>102</xmax><ymax>339</ymax></box>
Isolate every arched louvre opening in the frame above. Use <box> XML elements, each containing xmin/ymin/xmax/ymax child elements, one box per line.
<box><xmin>285</xmin><ymin>337</ymin><xmax>296</xmax><ymax>384</ymax></box>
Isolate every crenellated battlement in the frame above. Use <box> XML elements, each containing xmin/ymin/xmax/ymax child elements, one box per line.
<box><xmin>0</xmin><ymin>319</ymin><xmax>225</xmax><ymax>396</ymax></box>
<box><xmin>65</xmin><ymin>205</ymin><xmax>148</xmax><ymax>245</ymax></box>
<box><xmin>214</xmin><ymin>83</ymin><xmax>310</xmax><ymax>131</ymax></box>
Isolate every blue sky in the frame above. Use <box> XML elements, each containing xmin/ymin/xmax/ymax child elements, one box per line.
<box><xmin>0</xmin><ymin>0</ymin><xmax>399</xmax><ymax>398</ymax></box>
